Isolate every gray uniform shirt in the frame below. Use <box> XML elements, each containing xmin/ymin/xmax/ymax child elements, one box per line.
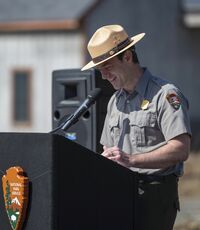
<box><xmin>100</xmin><ymin>68</ymin><xmax>191</xmax><ymax>175</ymax></box>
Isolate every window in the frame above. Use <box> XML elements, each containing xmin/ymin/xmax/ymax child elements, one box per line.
<box><xmin>12</xmin><ymin>70</ymin><xmax>32</xmax><ymax>125</ymax></box>
<box><xmin>182</xmin><ymin>0</ymin><xmax>200</xmax><ymax>27</ymax></box>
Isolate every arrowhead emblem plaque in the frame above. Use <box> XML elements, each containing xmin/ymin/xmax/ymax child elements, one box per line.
<box><xmin>2</xmin><ymin>167</ymin><xmax>29</xmax><ymax>230</ymax></box>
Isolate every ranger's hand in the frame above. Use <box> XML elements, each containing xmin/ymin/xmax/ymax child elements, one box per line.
<box><xmin>102</xmin><ymin>146</ymin><xmax>132</xmax><ymax>168</ymax></box>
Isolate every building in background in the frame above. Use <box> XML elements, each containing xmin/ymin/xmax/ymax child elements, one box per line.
<box><xmin>0</xmin><ymin>0</ymin><xmax>98</xmax><ymax>133</ymax></box>
<box><xmin>0</xmin><ymin>0</ymin><xmax>200</xmax><ymax>150</ymax></box>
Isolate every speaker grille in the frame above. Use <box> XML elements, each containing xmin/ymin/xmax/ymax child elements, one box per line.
<box><xmin>52</xmin><ymin>68</ymin><xmax>114</xmax><ymax>153</ymax></box>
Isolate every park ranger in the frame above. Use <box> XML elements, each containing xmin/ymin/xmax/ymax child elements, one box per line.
<box><xmin>81</xmin><ymin>24</ymin><xmax>191</xmax><ymax>230</ymax></box>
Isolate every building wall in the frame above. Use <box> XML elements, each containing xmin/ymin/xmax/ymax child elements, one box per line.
<box><xmin>83</xmin><ymin>0</ymin><xmax>200</xmax><ymax>149</ymax></box>
<box><xmin>0</xmin><ymin>32</ymin><xmax>83</xmax><ymax>132</ymax></box>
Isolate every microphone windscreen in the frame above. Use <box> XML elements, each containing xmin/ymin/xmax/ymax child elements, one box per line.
<box><xmin>88</xmin><ymin>88</ymin><xmax>102</xmax><ymax>101</ymax></box>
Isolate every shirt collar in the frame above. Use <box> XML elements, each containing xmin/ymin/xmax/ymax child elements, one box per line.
<box><xmin>116</xmin><ymin>67</ymin><xmax>152</xmax><ymax>99</ymax></box>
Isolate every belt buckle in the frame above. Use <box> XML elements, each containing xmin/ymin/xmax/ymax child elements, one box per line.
<box><xmin>149</xmin><ymin>181</ymin><xmax>161</xmax><ymax>185</ymax></box>
<box><xmin>138</xmin><ymin>174</ymin><xmax>163</xmax><ymax>184</ymax></box>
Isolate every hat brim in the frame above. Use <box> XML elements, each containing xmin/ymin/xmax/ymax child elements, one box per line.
<box><xmin>81</xmin><ymin>33</ymin><xmax>145</xmax><ymax>71</ymax></box>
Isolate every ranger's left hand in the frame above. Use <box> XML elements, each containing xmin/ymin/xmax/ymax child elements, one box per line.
<box><xmin>102</xmin><ymin>146</ymin><xmax>132</xmax><ymax>168</ymax></box>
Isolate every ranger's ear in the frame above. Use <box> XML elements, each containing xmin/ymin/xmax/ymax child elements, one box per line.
<box><xmin>123</xmin><ymin>50</ymin><xmax>132</xmax><ymax>62</ymax></box>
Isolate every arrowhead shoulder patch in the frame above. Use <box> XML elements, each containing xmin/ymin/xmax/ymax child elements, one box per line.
<box><xmin>166</xmin><ymin>93</ymin><xmax>181</xmax><ymax>110</ymax></box>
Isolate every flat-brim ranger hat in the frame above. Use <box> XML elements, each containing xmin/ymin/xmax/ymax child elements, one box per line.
<box><xmin>81</xmin><ymin>24</ymin><xmax>145</xmax><ymax>71</ymax></box>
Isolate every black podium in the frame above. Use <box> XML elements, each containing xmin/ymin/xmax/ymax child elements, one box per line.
<box><xmin>0</xmin><ymin>133</ymin><xmax>138</xmax><ymax>230</ymax></box>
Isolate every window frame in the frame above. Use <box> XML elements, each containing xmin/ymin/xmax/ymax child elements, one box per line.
<box><xmin>11</xmin><ymin>68</ymin><xmax>32</xmax><ymax>127</ymax></box>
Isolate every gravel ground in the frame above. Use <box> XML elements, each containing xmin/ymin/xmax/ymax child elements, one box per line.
<box><xmin>174</xmin><ymin>153</ymin><xmax>200</xmax><ymax>230</ymax></box>
<box><xmin>174</xmin><ymin>197</ymin><xmax>200</xmax><ymax>229</ymax></box>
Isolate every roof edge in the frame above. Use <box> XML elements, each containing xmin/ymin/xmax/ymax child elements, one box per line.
<box><xmin>0</xmin><ymin>19</ymin><xmax>80</xmax><ymax>32</ymax></box>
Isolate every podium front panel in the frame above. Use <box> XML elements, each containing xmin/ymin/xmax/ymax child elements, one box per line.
<box><xmin>0</xmin><ymin>133</ymin><xmax>138</xmax><ymax>230</ymax></box>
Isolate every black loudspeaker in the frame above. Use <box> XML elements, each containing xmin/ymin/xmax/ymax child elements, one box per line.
<box><xmin>52</xmin><ymin>68</ymin><xmax>114</xmax><ymax>153</ymax></box>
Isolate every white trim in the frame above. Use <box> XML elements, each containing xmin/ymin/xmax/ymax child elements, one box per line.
<box><xmin>183</xmin><ymin>13</ymin><xmax>200</xmax><ymax>27</ymax></box>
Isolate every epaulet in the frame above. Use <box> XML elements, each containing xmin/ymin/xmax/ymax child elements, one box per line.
<box><xmin>151</xmin><ymin>75</ymin><xmax>179</xmax><ymax>96</ymax></box>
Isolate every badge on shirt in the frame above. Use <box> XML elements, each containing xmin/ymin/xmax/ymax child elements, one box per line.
<box><xmin>141</xmin><ymin>99</ymin><xmax>149</xmax><ymax>110</ymax></box>
<box><xmin>166</xmin><ymin>93</ymin><xmax>181</xmax><ymax>110</ymax></box>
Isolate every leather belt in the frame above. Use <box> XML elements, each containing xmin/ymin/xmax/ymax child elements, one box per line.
<box><xmin>138</xmin><ymin>174</ymin><xmax>178</xmax><ymax>184</ymax></box>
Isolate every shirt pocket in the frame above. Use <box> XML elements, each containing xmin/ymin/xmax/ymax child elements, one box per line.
<box><xmin>108</xmin><ymin>115</ymin><xmax>120</xmax><ymax>146</ymax></box>
<box><xmin>130</xmin><ymin>111</ymin><xmax>158</xmax><ymax>147</ymax></box>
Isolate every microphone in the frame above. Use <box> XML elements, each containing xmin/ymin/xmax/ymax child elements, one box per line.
<box><xmin>60</xmin><ymin>88</ymin><xmax>102</xmax><ymax>131</ymax></box>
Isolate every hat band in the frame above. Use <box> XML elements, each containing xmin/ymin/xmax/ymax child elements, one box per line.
<box><xmin>92</xmin><ymin>38</ymin><xmax>132</xmax><ymax>64</ymax></box>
